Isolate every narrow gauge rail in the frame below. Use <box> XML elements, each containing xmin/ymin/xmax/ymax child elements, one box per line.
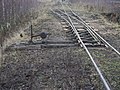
<box><xmin>51</xmin><ymin>3</ymin><xmax>120</xmax><ymax>90</ymax></box>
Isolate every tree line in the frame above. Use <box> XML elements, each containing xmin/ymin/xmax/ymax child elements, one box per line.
<box><xmin>0</xmin><ymin>0</ymin><xmax>38</xmax><ymax>44</ymax></box>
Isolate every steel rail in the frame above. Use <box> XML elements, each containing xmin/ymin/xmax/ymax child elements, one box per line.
<box><xmin>59</xmin><ymin>2</ymin><xmax>111</xmax><ymax>90</ymax></box>
<box><xmin>52</xmin><ymin>9</ymin><xmax>111</xmax><ymax>90</ymax></box>
<box><xmin>65</xmin><ymin>4</ymin><xmax>120</xmax><ymax>56</ymax></box>
<box><xmin>51</xmin><ymin>9</ymin><xmax>73</xmax><ymax>30</ymax></box>
<box><xmin>57</xmin><ymin>9</ymin><xmax>101</xmax><ymax>44</ymax></box>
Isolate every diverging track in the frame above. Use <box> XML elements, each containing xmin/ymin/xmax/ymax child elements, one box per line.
<box><xmin>51</xmin><ymin>3</ymin><xmax>120</xmax><ymax>90</ymax></box>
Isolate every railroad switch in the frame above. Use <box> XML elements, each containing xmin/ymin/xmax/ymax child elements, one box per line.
<box><xmin>29</xmin><ymin>25</ymin><xmax>51</xmax><ymax>44</ymax></box>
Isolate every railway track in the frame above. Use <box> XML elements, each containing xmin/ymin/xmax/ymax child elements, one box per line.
<box><xmin>50</xmin><ymin>3</ymin><xmax>120</xmax><ymax>90</ymax></box>
<box><xmin>6</xmin><ymin>2</ymin><xmax>120</xmax><ymax>90</ymax></box>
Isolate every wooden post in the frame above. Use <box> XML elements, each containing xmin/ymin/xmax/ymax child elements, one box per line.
<box><xmin>0</xmin><ymin>29</ymin><xmax>3</xmax><ymax>67</ymax></box>
<box><xmin>30</xmin><ymin>24</ymin><xmax>33</xmax><ymax>42</ymax></box>
<box><xmin>0</xmin><ymin>42</ymin><xmax>3</xmax><ymax>67</ymax></box>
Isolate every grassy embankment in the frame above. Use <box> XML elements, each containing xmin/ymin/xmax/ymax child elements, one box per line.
<box><xmin>0</xmin><ymin>2</ymin><xmax>54</xmax><ymax>66</ymax></box>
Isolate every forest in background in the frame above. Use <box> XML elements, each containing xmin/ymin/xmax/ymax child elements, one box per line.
<box><xmin>0</xmin><ymin>0</ymin><xmax>120</xmax><ymax>45</ymax></box>
<box><xmin>68</xmin><ymin>0</ymin><xmax>120</xmax><ymax>24</ymax></box>
<box><xmin>0</xmin><ymin>0</ymin><xmax>38</xmax><ymax>45</ymax></box>
<box><xmin>68</xmin><ymin>0</ymin><xmax>120</xmax><ymax>13</ymax></box>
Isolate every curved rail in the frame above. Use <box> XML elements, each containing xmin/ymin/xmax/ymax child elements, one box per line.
<box><xmin>57</xmin><ymin>9</ymin><xmax>102</xmax><ymax>44</ymax></box>
<box><xmin>65</xmin><ymin>4</ymin><xmax>120</xmax><ymax>56</ymax></box>
<box><xmin>61</xmin><ymin>3</ymin><xmax>111</xmax><ymax>90</ymax></box>
<box><xmin>52</xmin><ymin>2</ymin><xmax>112</xmax><ymax>90</ymax></box>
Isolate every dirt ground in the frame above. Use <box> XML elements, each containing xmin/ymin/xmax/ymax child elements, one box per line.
<box><xmin>0</xmin><ymin>2</ymin><xmax>120</xmax><ymax>90</ymax></box>
<box><xmin>0</xmin><ymin>15</ymin><xmax>100</xmax><ymax>90</ymax></box>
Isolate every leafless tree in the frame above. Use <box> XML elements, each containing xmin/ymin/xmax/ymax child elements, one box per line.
<box><xmin>0</xmin><ymin>0</ymin><xmax>38</xmax><ymax>43</ymax></box>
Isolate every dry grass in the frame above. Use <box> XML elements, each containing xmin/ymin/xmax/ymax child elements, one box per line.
<box><xmin>100</xmin><ymin>15</ymin><xmax>120</xmax><ymax>30</ymax></box>
<box><xmin>0</xmin><ymin>2</ymin><xmax>53</xmax><ymax>65</ymax></box>
<box><xmin>2</xmin><ymin>2</ymin><xmax>53</xmax><ymax>49</ymax></box>
<box><xmin>67</xmin><ymin>3</ymin><xmax>120</xmax><ymax>31</ymax></box>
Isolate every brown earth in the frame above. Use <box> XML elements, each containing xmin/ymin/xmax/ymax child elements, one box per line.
<box><xmin>0</xmin><ymin>3</ymin><xmax>120</xmax><ymax>90</ymax></box>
